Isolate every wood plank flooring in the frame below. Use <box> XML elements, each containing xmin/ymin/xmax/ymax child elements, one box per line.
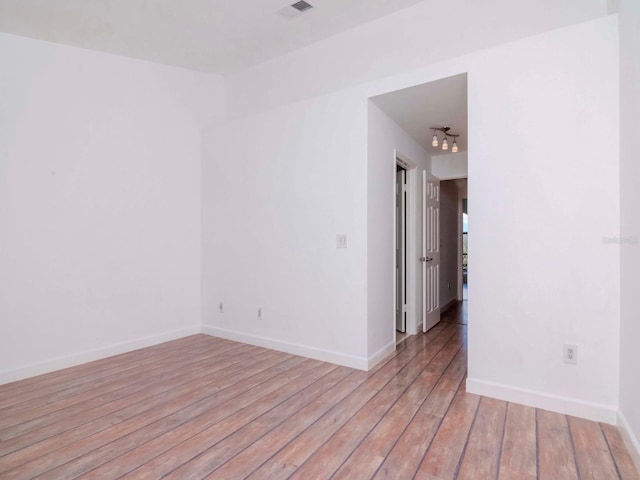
<box><xmin>1</xmin><ymin>304</ymin><xmax>638</xmax><ymax>479</ymax></box>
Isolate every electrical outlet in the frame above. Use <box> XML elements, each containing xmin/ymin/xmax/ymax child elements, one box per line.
<box><xmin>258</xmin><ymin>307</ymin><xmax>263</xmax><ymax>320</ymax></box>
<box><xmin>219</xmin><ymin>302</ymin><xmax>224</xmax><ymax>313</ymax></box>
<box><xmin>336</xmin><ymin>234</ymin><xmax>347</xmax><ymax>249</ymax></box>
<box><xmin>564</xmin><ymin>344</ymin><xmax>577</xmax><ymax>365</ymax></box>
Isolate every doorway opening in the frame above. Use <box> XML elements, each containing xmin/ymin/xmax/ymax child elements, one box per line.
<box><xmin>462</xmin><ymin>200</ymin><xmax>468</xmax><ymax>301</ymax></box>
<box><xmin>371</xmin><ymin>72</ymin><xmax>468</xmax><ymax>350</ymax></box>
<box><xmin>452</xmin><ymin>179</ymin><xmax>468</xmax><ymax>311</ymax></box>
<box><xmin>396</xmin><ymin>164</ymin><xmax>407</xmax><ymax>340</ymax></box>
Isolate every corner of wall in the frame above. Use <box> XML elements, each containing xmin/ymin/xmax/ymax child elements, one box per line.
<box><xmin>617</xmin><ymin>409</ymin><xmax>640</xmax><ymax>472</ymax></box>
<box><xmin>367</xmin><ymin>341</ymin><xmax>395</xmax><ymax>370</ymax></box>
<box><xmin>619</xmin><ymin>0</ymin><xmax>640</xmax><ymax>472</ymax></box>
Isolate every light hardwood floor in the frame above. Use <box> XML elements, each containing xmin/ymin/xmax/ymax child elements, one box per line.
<box><xmin>0</xmin><ymin>304</ymin><xmax>638</xmax><ymax>479</ymax></box>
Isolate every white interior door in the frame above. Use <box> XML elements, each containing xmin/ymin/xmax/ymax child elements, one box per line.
<box><xmin>422</xmin><ymin>171</ymin><xmax>441</xmax><ymax>332</ymax></box>
<box><xmin>396</xmin><ymin>168</ymin><xmax>406</xmax><ymax>332</ymax></box>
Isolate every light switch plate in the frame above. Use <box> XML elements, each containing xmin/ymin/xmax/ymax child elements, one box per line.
<box><xmin>564</xmin><ymin>344</ymin><xmax>577</xmax><ymax>365</ymax></box>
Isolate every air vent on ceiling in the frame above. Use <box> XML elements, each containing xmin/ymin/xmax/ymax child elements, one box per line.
<box><xmin>291</xmin><ymin>0</ymin><xmax>313</xmax><ymax>12</ymax></box>
<box><xmin>277</xmin><ymin>0</ymin><xmax>314</xmax><ymax>18</ymax></box>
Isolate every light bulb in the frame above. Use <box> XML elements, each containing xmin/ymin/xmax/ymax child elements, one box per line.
<box><xmin>452</xmin><ymin>141</ymin><xmax>458</xmax><ymax>153</ymax></box>
<box><xmin>432</xmin><ymin>134</ymin><xmax>438</xmax><ymax>147</ymax></box>
<box><xmin>442</xmin><ymin>138</ymin><xmax>448</xmax><ymax>150</ymax></box>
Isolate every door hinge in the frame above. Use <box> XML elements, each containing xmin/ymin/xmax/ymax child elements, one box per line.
<box><xmin>402</xmin><ymin>304</ymin><xmax>407</xmax><ymax>313</ymax></box>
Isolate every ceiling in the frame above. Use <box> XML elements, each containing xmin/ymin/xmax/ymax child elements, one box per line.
<box><xmin>0</xmin><ymin>0</ymin><xmax>424</xmax><ymax>73</ymax></box>
<box><xmin>371</xmin><ymin>73</ymin><xmax>468</xmax><ymax>155</ymax></box>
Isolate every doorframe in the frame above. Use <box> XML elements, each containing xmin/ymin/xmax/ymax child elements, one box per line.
<box><xmin>457</xmin><ymin>194</ymin><xmax>464</xmax><ymax>301</ymax></box>
<box><xmin>455</xmin><ymin>180</ymin><xmax>467</xmax><ymax>301</ymax></box>
<box><xmin>394</xmin><ymin>150</ymin><xmax>418</xmax><ymax>347</ymax></box>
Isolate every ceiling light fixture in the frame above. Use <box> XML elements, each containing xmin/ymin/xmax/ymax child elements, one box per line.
<box><xmin>430</xmin><ymin>126</ymin><xmax>461</xmax><ymax>153</ymax></box>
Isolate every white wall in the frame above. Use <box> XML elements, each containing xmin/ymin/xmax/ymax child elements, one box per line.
<box><xmin>201</xmin><ymin>86</ymin><xmax>434</xmax><ymax>372</ymax></box>
<box><xmin>201</xmin><ymin>91</ymin><xmax>370</xmax><ymax>368</ymax></box>
<box><xmin>439</xmin><ymin>181</ymin><xmax>459</xmax><ymax>309</ymax></box>
<box><xmin>0</xmin><ymin>0</ymin><xmax>622</xmax><ymax>432</ymax></box>
<box><xmin>432</xmin><ymin>152</ymin><xmax>468</xmax><ymax>180</ymax></box>
<box><xmin>618</xmin><ymin>0</ymin><xmax>640</xmax><ymax>466</ymax></box>
<box><xmin>226</xmin><ymin>0</ymin><xmax>606</xmax><ymax>119</ymax></box>
<box><xmin>206</xmin><ymin>13</ymin><xmax>620</xmax><ymax>422</ymax></box>
<box><xmin>201</xmin><ymin>90</ymin><xmax>432</xmax><ymax>371</ymax></box>
<box><xmin>0</xmin><ymin>33</ymin><xmax>224</xmax><ymax>383</ymax></box>
<box><xmin>367</xmin><ymin>102</ymin><xmax>431</xmax><ymax>360</ymax></box>
<box><xmin>465</xmin><ymin>18</ymin><xmax>620</xmax><ymax>423</ymax></box>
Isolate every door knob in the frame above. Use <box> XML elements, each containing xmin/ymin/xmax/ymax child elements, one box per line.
<box><xmin>420</xmin><ymin>257</ymin><xmax>433</xmax><ymax>263</ymax></box>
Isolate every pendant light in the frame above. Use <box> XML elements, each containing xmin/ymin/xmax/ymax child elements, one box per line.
<box><xmin>449</xmin><ymin>133</ymin><xmax>460</xmax><ymax>153</ymax></box>
<box><xmin>429</xmin><ymin>126</ymin><xmax>461</xmax><ymax>154</ymax></box>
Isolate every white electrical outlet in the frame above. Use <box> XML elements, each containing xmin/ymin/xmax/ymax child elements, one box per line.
<box><xmin>258</xmin><ymin>307</ymin><xmax>263</xmax><ymax>320</ymax></box>
<box><xmin>336</xmin><ymin>234</ymin><xmax>347</xmax><ymax>249</ymax></box>
<box><xmin>219</xmin><ymin>302</ymin><xmax>224</xmax><ymax>313</ymax></box>
<box><xmin>564</xmin><ymin>344</ymin><xmax>577</xmax><ymax>365</ymax></box>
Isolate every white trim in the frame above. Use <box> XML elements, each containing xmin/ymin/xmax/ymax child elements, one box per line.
<box><xmin>367</xmin><ymin>341</ymin><xmax>395</xmax><ymax>370</ymax></box>
<box><xmin>392</xmin><ymin>157</ymin><xmax>398</xmax><ymax>343</ymax></box>
<box><xmin>394</xmin><ymin>149</ymin><xmax>418</xmax><ymax>342</ymax></box>
<box><xmin>406</xmin><ymin>167</ymin><xmax>417</xmax><ymax>336</ymax></box>
<box><xmin>457</xmin><ymin>194</ymin><xmax>464</xmax><ymax>301</ymax></box>
<box><xmin>395</xmin><ymin>150</ymin><xmax>417</xmax><ymax>171</ymax></box>
<box><xmin>201</xmin><ymin>325</ymin><xmax>368</xmax><ymax>371</ymax></box>
<box><xmin>617</xmin><ymin>410</ymin><xmax>640</xmax><ymax>473</ymax></box>
<box><xmin>434</xmin><ymin>174</ymin><xmax>468</xmax><ymax>181</ymax></box>
<box><xmin>0</xmin><ymin>325</ymin><xmax>202</xmax><ymax>386</ymax></box>
<box><xmin>422</xmin><ymin>170</ymin><xmax>426</xmax><ymax>332</ymax></box>
<box><xmin>466</xmin><ymin>377</ymin><xmax>617</xmax><ymax>424</ymax></box>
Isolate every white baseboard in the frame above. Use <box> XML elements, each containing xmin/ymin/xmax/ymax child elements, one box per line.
<box><xmin>201</xmin><ymin>325</ymin><xmax>368</xmax><ymax>370</ymax></box>
<box><xmin>466</xmin><ymin>377</ymin><xmax>617</xmax><ymax>424</ymax></box>
<box><xmin>618</xmin><ymin>410</ymin><xmax>640</xmax><ymax>472</ymax></box>
<box><xmin>0</xmin><ymin>325</ymin><xmax>202</xmax><ymax>386</ymax></box>
<box><xmin>367</xmin><ymin>341</ymin><xmax>395</xmax><ymax>370</ymax></box>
